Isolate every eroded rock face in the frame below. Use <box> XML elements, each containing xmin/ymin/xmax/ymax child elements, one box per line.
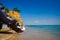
<box><xmin>6</xmin><ymin>11</ymin><xmax>23</xmax><ymax>25</ymax></box>
<box><xmin>6</xmin><ymin>11</ymin><xmax>25</xmax><ymax>32</ymax></box>
<box><xmin>0</xmin><ymin>5</ymin><xmax>25</xmax><ymax>32</ymax></box>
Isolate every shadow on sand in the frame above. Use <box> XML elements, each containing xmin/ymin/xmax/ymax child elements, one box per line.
<box><xmin>0</xmin><ymin>30</ymin><xmax>13</xmax><ymax>34</ymax></box>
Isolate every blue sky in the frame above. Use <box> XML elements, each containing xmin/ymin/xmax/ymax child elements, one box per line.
<box><xmin>0</xmin><ymin>0</ymin><xmax>60</xmax><ymax>25</ymax></box>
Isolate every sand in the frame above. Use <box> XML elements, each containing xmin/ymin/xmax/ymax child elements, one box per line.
<box><xmin>0</xmin><ymin>26</ymin><xmax>60</xmax><ymax>40</ymax></box>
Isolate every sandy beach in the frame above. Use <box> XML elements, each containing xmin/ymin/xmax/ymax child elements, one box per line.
<box><xmin>0</xmin><ymin>25</ymin><xmax>60</xmax><ymax>40</ymax></box>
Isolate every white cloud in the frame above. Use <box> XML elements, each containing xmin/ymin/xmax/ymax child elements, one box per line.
<box><xmin>34</xmin><ymin>20</ymin><xmax>40</xmax><ymax>24</ymax></box>
<box><xmin>24</xmin><ymin>19</ymin><xmax>60</xmax><ymax>25</ymax></box>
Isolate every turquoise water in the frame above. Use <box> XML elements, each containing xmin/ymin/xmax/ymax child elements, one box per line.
<box><xmin>25</xmin><ymin>25</ymin><xmax>60</xmax><ymax>38</ymax></box>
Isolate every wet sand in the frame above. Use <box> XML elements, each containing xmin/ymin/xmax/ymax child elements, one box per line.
<box><xmin>0</xmin><ymin>26</ymin><xmax>60</xmax><ymax>40</ymax></box>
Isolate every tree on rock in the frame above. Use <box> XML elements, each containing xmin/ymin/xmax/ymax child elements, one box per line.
<box><xmin>13</xmin><ymin>7</ymin><xmax>20</xmax><ymax>13</ymax></box>
<box><xmin>5</xmin><ymin>8</ymin><xmax>9</xmax><ymax>13</ymax></box>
